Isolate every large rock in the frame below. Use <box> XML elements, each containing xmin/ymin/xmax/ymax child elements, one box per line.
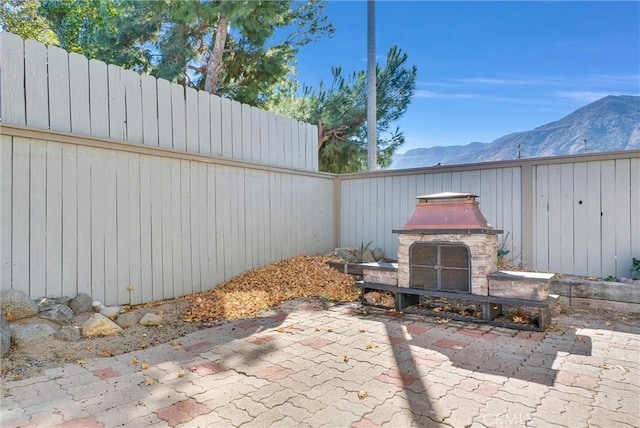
<box><xmin>37</xmin><ymin>296</ymin><xmax>71</xmax><ymax>312</ymax></box>
<box><xmin>140</xmin><ymin>313</ymin><xmax>164</xmax><ymax>326</ymax></box>
<box><xmin>116</xmin><ymin>312</ymin><xmax>140</xmax><ymax>328</ymax></box>
<box><xmin>10</xmin><ymin>323</ymin><xmax>57</xmax><ymax>346</ymax></box>
<box><xmin>1</xmin><ymin>313</ymin><xmax>10</xmax><ymax>355</ymax></box>
<box><xmin>100</xmin><ymin>306</ymin><xmax>124</xmax><ymax>320</ymax></box>
<box><xmin>69</xmin><ymin>293</ymin><xmax>92</xmax><ymax>314</ymax></box>
<box><xmin>39</xmin><ymin>304</ymin><xmax>75</xmax><ymax>325</ymax></box>
<box><xmin>54</xmin><ymin>326</ymin><xmax>81</xmax><ymax>342</ymax></box>
<box><xmin>0</xmin><ymin>290</ymin><xmax>39</xmax><ymax>320</ymax></box>
<box><xmin>372</xmin><ymin>247</ymin><xmax>385</xmax><ymax>261</ymax></box>
<box><xmin>81</xmin><ymin>313</ymin><xmax>123</xmax><ymax>337</ymax></box>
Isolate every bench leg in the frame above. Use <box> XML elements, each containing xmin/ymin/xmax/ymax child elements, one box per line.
<box><xmin>483</xmin><ymin>303</ymin><xmax>502</xmax><ymax>321</ymax></box>
<box><xmin>396</xmin><ymin>293</ymin><xmax>420</xmax><ymax>311</ymax></box>
<box><xmin>538</xmin><ymin>308</ymin><xmax>551</xmax><ymax>330</ymax></box>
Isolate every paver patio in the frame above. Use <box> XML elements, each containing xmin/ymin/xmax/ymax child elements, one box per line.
<box><xmin>1</xmin><ymin>300</ymin><xmax>638</xmax><ymax>427</ymax></box>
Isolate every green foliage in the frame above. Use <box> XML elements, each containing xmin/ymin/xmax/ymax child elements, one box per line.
<box><xmin>603</xmin><ymin>275</ymin><xmax>617</xmax><ymax>282</ymax></box>
<box><xmin>270</xmin><ymin>46</ymin><xmax>417</xmax><ymax>173</ymax></box>
<box><xmin>6</xmin><ymin>0</ymin><xmax>333</xmax><ymax>107</ymax></box>
<box><xmin>632</xmin><ymin>257</ymin><xmax>640</xmax><ymax>279</ymax></box>
<box><xmin>0</xmin><ymin>0</ymin><xmax>59</xmax><ymax>45</ymax></box>
<box><xmin>359</xmin><ymin>241</ymin><xmax>373</xmax><ymax>255</ymax></box>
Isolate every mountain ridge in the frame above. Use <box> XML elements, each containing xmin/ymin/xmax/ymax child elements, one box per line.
<box><xmin>391</xmin><ymin>95</ymin><xmax>640</xmax><ymax>169</ymax></box>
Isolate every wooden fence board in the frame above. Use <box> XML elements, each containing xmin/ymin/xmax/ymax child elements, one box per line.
<box><xmin>24</xmin><ymin>40</ymin><xmax>49</xmax><ymax>128</ymax></box>
<box><xmin>600</xmin><ymin>160</ymin><xmax>617</xmax><ymax>276</ymax></box>
<box><xmin>108</xmin><ymin>65</ymin><xmax>127</xmax><ymax>142</ymax></box>
<box><xmin>210</xmin><ymin>95</ymin><xmax>223</xmax><ymax>156</ymax></box>
<box><xmin>189</xmin><ymin>162</ymin><xmax>202</xmax><ymax>293</ymax></box>
<box><xmin>170</xmin><ymin>159</ymin><xmax>184</xmax><ymax>297</ymax></box>
<box><xmin>154</xmin><ymin>159</ymin><xmax>169</xmax><ymax>301</ymax></box>
<box><xmin>572</xmin><ymin>163</ymin><xmax>588</xmax><ymax>274</ymax></box>
<box><xmin>220</xmin><ymin>98</ymin><xmax>233</xmax><ymax>158</ymax></box>
<box><xmin>29</xmin><ymin>141</ymin><xmax>47</xmax><ymax>295</ymax></box>
<box><xmin>242</xmin><ymin>103</ymin><xmax>252</xmax><ymax>161</ymax></box>
<box><xmin>139</xmin><ymin>155</ymin><xmax>153</xmax><ymax>304</ymax></box>
<box><xmin>124</xmin><ymin>70</ymin><xmax>143</xmax><ymax>144</ymax></box>
<box><xmin>157</xmin><ymin>79</ymin><xmax>172</xmax><ymax>149</ymax></box>
<box><xmin>206</xmin><ymin>165</ymin><xmax>219</xmax><ymax>284</ymax></box>
<box><xmin>614</xmin><ymin>159</ymin><xmax>632</xmax><ymax>278</ymax></box>
<box><xmin>103</xmin><ymin>150</ymin><xmax>118</xmax><ymax>305</ymax></box>
<box><xmin>186</xmin><ymin>87</ymin><xmax>199</xmax><ymax>153</ymax></box>
<box><xmin>89</xmin><ymin>147</ymin><xmax>105</xmax><ymax>302</ymax></box>
<box><xmin>128</xmin><ymin>155</ymin><xmax>142</xmax><ymax>305</ymax></box>
<box><xmin>0</xmin><ymin>136</ymin><xmax>13</xmax><ymax>288</ymax></box>
<box><xmin>11</xmin><ymin>139</ymin><xmax>30</xmax><ymax>294</ymax></box>
<box><xmin>171</xmin><ymin>84</ymin><xmax>186</xmax><ymax>151</ymax></box>
<box><xmin>198</xmin><ymin>91</ymin><xmax>211</xmax><ymax>155</ymax></box>
<box><xmin>89</xmin><ymin>60</ymin><xmax>109</xmax><ymax>139</ymax></box>
<box><xmin>47</xmin><ymin>46</ymin><xmax>71</xmax><ymax>132</ymax></box>
<box><xmin>180</xmin><ymin>160</ymin><xmax>193</xmax><ymax>296</ymax></box>
<box><xmin>586</xmin><ymin>161</ymin><xmax>602</xmax><ymax>277</ymax></box>
<box><xmin>231</xmin><ymin>100</ymin><xmax>243</xmax><ymax>160</ymax></box>
<box><xmin>251</xmin><ymin>106</ymin><xmax>261</xmax><ymax>163</ymax></box>
<box><xmin>560</xmin><ymin>164</ymin><xmax>574</xmax><ymax>273</ymax></box>
<box><xmin>0</xmin><ymin>32</ymin><xmax>26</xmax><ymax>125</ymax></box>
<box><xmin>216</xmin><ymin>166</ymin><xmax>230</xmax><ymax>280</ymax></box>
<box><xmin>76</xmin><ymin>147</ymin><xmax>91</xmax><ymax>295</ymax></box>
<box><xmin>116</xmin><ymin>152</ymin><xmax>130</xmax><ymax>304</ymax></box>
<box><xmin>69</xmin><ymin>53</ymin><xmax>90</xmax><ymax>135</ymax></box>
<box><xmin>46</xmin><ymin>142</ymin><xmax>63</xmax><ymax>297</ymax></box>
<box><xmin>631</xmin><ymin>159</ymin><xmax>640</xmax><ymax>275</ymax></box>
<box><xmin>141</xmin><ymin>74</ymin><xmax>159</xmax><ymax>147</ymax></box>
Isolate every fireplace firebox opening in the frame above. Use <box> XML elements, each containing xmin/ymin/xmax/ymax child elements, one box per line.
<box><xmin>409</xmin><ymin>242</ymin><xmax>471</xmax><ymax>293</ymax></box>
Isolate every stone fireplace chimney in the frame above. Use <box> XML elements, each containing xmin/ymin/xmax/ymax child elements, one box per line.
<box><xmin>393</xmin><ymin>192</ymin><xmax>502</xmax><ymax>296</ymax></box>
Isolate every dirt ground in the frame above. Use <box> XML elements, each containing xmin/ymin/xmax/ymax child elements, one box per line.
<box><xmin>3</xmin><ymin>295</ymin><xmax>639</xmax><ymax>383</ymax></box>
<box><xmin>1</xmin><ymin>297</ymin><xmax>208</xmax><ymax>381</ymax></box>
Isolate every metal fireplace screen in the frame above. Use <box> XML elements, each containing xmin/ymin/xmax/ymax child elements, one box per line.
<box><xmin>409</xmin><ymin>243</ymin><xmax>471</xmax><ymax>292</ymax></box>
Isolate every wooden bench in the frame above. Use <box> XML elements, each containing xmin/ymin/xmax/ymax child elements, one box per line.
<box><xmin>356</xmin><ymin>281</ymin><xmax>558</xmax><ymax>331</ymax></box>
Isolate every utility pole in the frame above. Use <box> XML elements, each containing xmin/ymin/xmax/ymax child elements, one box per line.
<box><xmin>367</xmin><ymin>0</ymin><xmax>377</xmax><ymax>171</ymax></box>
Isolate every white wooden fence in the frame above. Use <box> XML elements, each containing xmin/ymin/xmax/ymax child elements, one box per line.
<box><xmin>0</xmin><ymin>32</ymin><xmax>317</xmax><ymax>170</ymax></box>
<box><xmin>338</xmin><ymin>152</ymin><xmax>640</xmax><ymax>279</ymax></box>
<box><xmin>1</xmin><ymin>127</ymin><xmax>334</xmax><ymax>305</ymax></box>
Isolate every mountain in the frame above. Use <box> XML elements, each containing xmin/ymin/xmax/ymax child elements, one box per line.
<box><xmin>390</xmin><ymin>95</ymin><xmax>640</xmax><ymax>169</ymax></box>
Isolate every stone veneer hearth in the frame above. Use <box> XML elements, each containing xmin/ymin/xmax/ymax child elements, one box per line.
<box><xmin>396</xmin><ymin>232</ymin><xmax>498</xmax><ymax>296</ymax></box>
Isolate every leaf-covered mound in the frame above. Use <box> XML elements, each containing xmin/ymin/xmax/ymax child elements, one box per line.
<box><xmin>183</xmin><ymin>256</ymin><xmax>359</xmax><ymax>323</ymax></box>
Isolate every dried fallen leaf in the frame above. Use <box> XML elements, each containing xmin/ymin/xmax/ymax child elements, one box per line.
<box><xmin>177</xmin><ymin>370</ymin><xmax>185</xmax><ymax>378</ymax></box>
<box><xmin>182</xmin><ymin>256</ymin><xmax>358</xmax><ymax>323</ymax></box>
<box><xmin>365</xmin><ymin>344</ymin><xmax>373</xmax><ymax>349</ymax></box>
<box><xmin>102</xmin><ymin>348</ymin><xmax>113</xmax><ymax>357</ymax></box>
<box><xmin>4</xmin><ymin>312</ymin><xmax>14</xmax><ymax>322</ymax></box>
<box><xmin>77</xmin><ymin>359</ymin><xmax>88</xmax><ymax>367</ymax></box>
<box><xmin>358</xmin><ymin>391</ymin><xmax>368</xmax><ymax>399</ymax></box>
<box><xmin>358</xmin><ymin>329</ymin><xmax>365</xmax><ymax>334</ymax></box>
<box><xmin>599</xmin><ymin>364</ymin><xmax>611</xmax><ymax>370</ymax></box>
<box><xmin>141</xmin><ymin>362</ymin><xmax>150</xmax><ymax>370</ymax></box>
<box><xmin>145</xmin><ymin>377</ymin><xmax>154</xmax><ymax>386</ymax></box>
<box><xmin>276</xmin><ymin>327</ymin><xmax>285</xmax><ymax>333</ymax></box>
<box><xmin>343</xmin><ymin>355</ymin><xmax>350</xmax><ymax>362</ymax></box>
<box><xmin>315</xmin><ymin>328</ymin><xmax>320</xmax><ymax>332</ymax></box>
<box><xmin>327</xmin><ymin>328</ymin><xmax>333</xmax><ymax>333</ymax></box>
<box><xmin>129</xmin><ymin>358</ymin><xmax>139</xmax><ymax>365</ymax></box>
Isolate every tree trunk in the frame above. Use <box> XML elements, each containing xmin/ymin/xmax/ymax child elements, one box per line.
<box><xmin>204</xmin><ymin>14</ymin><xmax>229</xmax><ymax>94</ymax></box>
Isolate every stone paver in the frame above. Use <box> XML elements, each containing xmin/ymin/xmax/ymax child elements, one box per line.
<box><xmin>1</xmin><ymin>301</ymin><xmax>638</xmax><ymax>427</ymax></box>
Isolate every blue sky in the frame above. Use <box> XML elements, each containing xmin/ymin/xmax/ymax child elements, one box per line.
<box><xmin>293</xmin><ymin>1</ymin><xmax>640</xmax><ymax>153</ymax></box>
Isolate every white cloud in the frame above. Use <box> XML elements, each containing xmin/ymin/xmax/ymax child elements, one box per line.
<box><xmin>551</xmin><ymin>90</ymin><xmax>620</xmax><ymax>103</ymax></box>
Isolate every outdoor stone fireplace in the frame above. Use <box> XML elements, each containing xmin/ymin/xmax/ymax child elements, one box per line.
<box><xmin>394</xmin><ymin>192</ymin><xmax>502</xmax><ymax>296</ymax></box>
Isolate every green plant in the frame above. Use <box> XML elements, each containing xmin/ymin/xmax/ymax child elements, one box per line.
<box><xmin>603</xmin><ymin>275</ymin><xmax>617</xmax><ymax>282</ymax></box>
<box><xmin>359</xmin><ymin>240</ymin><xmax>373</xmax><ymax>255</ymax></box>
<box><xmin>632</xmin><ymin>257</ymin><xmax>640</xmax><ymax>279</ymax></box>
